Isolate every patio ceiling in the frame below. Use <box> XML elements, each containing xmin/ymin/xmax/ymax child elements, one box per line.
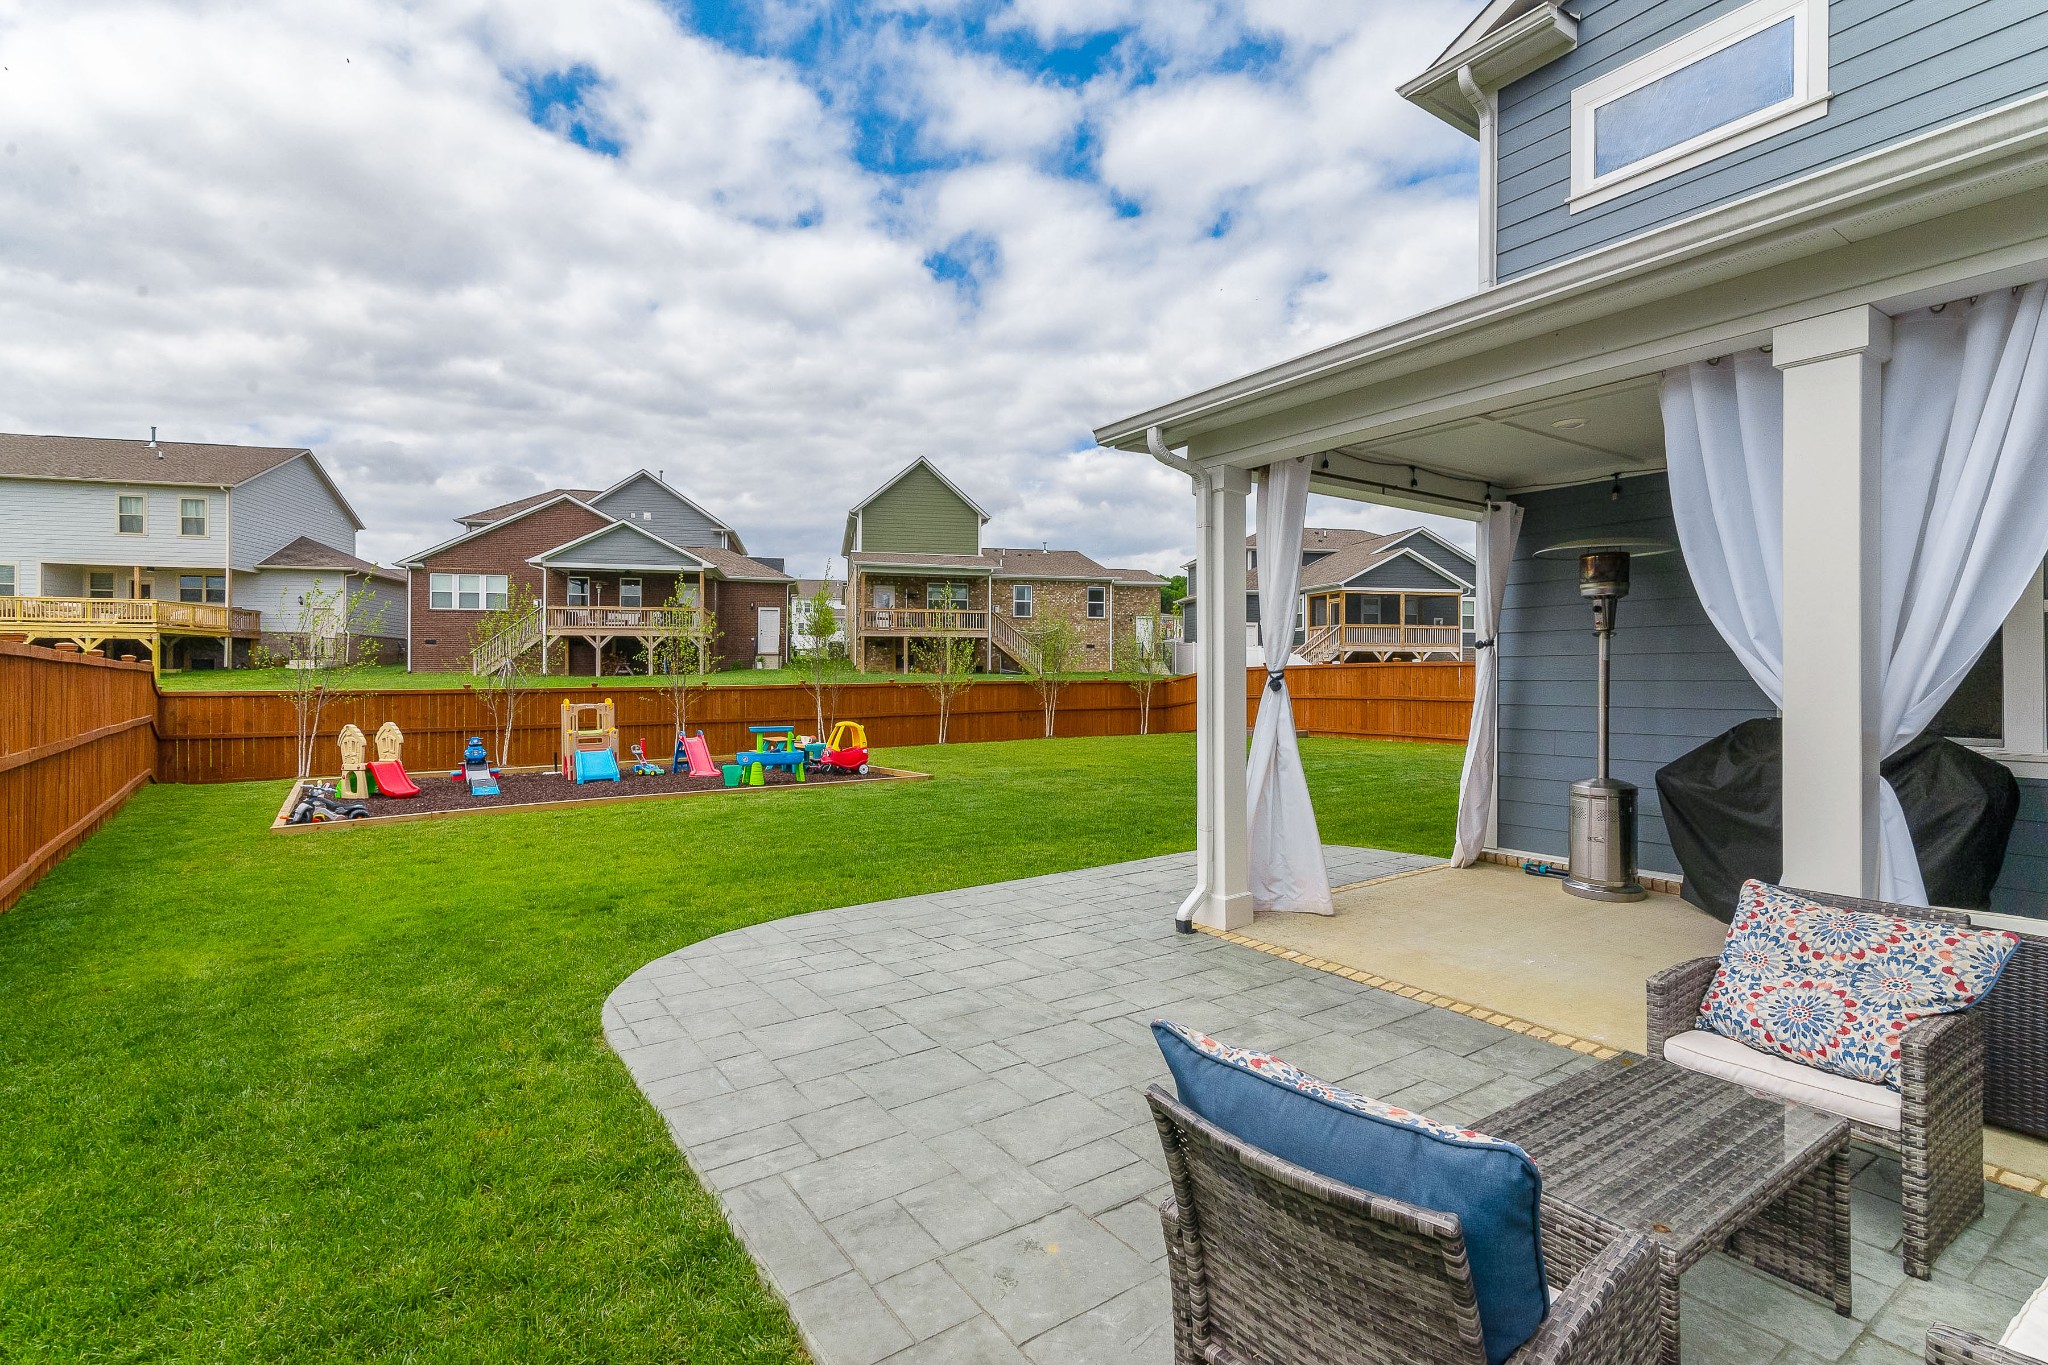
<box><xmin>1309</xmin><ymin>374</ymin><xmax>1667</xmax><ymax>511</ymax></box>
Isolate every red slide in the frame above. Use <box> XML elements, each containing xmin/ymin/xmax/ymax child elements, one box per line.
<box><xmin>367</xmin><ymin>761</ymin><xmax>421</xmax><ymax>798</ymax></box>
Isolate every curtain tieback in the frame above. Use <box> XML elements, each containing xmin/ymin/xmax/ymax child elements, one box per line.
<box><xmin>1266</xmin><ymin>668</ymin><xmax>1287</xmax><ymax>692</ymax></box>
<box><xmin>1473</xmin><ymin>638</ymin><xmax>1496</xmax><ymax>649</ymax></box>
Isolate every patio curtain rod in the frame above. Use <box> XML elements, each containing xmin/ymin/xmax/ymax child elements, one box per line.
<box><xmin>1310</xmin><ymin>466</ymin><xmax>1495</xmax><ymax>511</ymax></box>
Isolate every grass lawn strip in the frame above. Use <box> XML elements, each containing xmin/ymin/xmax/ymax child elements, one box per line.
<box><xmin>0</xmin><ymin>733</ymin><xmax>1460</xmax><ymax>1362</ymax></box>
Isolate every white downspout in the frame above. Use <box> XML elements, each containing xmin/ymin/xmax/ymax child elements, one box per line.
<box><xmin>222</xmin><ymin>484</ymin><xmax>235</xmax><ymax>669</ymax></box>
<box><xmin>1458</xmin><ymin>66</ymin><xmax>1498</xmax><ymax>291</ymax></box>
<box><xmin>405</xmin><ymin>565</ymin><xmax>414</xmax><ymax>673</ymax></box>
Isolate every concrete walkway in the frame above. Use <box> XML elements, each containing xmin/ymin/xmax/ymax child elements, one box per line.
<box><xmin>606</xmin><ymin>848</ymin><xmax>2044</xmax><ymax>1365</ymax></box>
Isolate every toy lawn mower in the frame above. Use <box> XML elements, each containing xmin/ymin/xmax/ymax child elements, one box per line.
<box><xmin>818</xmin><ymin>720</ymin><xmax>871</xmax><ymax>775</ymax></box>
<box><xmin>288</xmin><ymin>781</ymin><xmax>370</xmax><ymax>824</ymax></box>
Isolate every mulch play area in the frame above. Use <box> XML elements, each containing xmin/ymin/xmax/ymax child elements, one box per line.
<box><xmin>271</xmin><ymin>761</ymin><xmax>921</xmax><ymax>831</ymax></box>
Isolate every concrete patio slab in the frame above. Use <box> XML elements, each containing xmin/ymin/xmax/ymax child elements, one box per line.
<box><xmin>607</xmin><ymin>847</ymin><xmax>2048</xmax><ymax>1365</ymax></box>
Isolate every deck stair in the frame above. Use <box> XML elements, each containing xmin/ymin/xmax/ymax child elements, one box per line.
<box><xmin>990</xmin><ymin>612</ymin><xmax>1041</xmax><ymax>673</ymax></box>
<box><xmin>469</xmin><ymin>607</ymin><xmax>543</xmax><ymax>676</ymax></box>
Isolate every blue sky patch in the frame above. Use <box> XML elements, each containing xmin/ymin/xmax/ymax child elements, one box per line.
<box><xmin>520</xmin><ymin>66</ymin><xmax>623</xmax><ymax>157</ymax></box>
<box><xmin>924</xmin><ymin>232</ymin><xmax>1001</xmax><ymax>307</ymax></box>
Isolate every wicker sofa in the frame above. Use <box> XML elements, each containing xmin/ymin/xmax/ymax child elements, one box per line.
<box><xmin>1147</xmin><ymin>1086</ymin><xmax>1665</xmax><ymax>1364</ymax></box>
<box><xmin>1647</xmin><ymin>887</ymin><xmax>1990</xmax><ymax>1281</ymax></box>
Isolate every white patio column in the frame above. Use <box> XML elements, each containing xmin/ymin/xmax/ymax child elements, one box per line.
<box><xmin>2003</xmin><ymin>560</ymin><xmax>2047</xmax><ymax>757</ymax></box>
<box><xmin>1774</xmin><ymin>306</ymin><xmax>1892</xmax><ymax>895</ymax></box>
<box><xmin>1181</xmin><ymin>462</ymin><xmax>1252</xmax><ymax>931</ymax></box>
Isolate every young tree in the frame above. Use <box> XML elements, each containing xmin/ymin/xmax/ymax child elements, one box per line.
<box><xmin>649</xmin><ymin>584</ymin><xmax>718</xmax><ymax>738</ymax></box>
<box><xmin>249</xmin><ymin>579</ymin><xmax>389</xmax><ymax>779</ymax></box>
<box><xmin>1018</xmin><ymin>614</ymin><xmax>1083</xmax><ymax>738</ymax></box>
<box><xmin>1113</xmin><ymin>616</ymin><xmax>1175</xmax><ymax>735</ymax></box>
<box><xmin>792</xmin><ymin>580</ymin><xmax>850</xmax><ymax>739</ymax></box>
<box><xmin>468</xmin><ymin>582</ymin><xmax>554</xmax><ymax>766</ymax></box>
<box><xmin>909</xmin><ymin>634</ymin><xmax>979</xmax><ymax>743</ymax></box>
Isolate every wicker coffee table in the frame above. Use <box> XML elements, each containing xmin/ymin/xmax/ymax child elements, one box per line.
<box><xmin>1480</xmin><ymin>1056</ymin><xmax>1852</xmax><ymax>1365</ymax></box>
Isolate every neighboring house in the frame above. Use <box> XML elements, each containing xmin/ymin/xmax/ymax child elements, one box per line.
<box><xmin>1178</xmin><ymin>527</ymin><xmax>1476</xmax><ymax>662</ymax></box>
<box><xmin>0</xmin><ymin>431</ymin><xmax>403</xmax><ymax>671</ymax></box>
<box><xmin>789</xmin><ymin>577</ymin><xmax>848</xmax><ymax>656</ymax></box>
<box><xmin>398</xmin><ymin>470</ymin><xmax>791</xmax><ymax>676</ymax></box>
<box><xmin>1097</xmin><ymin>0</ymin><xmax>2048</xmax><ymax>921</ymax></box>
<box><xmin>841</xmin><ymin>457</ymin><xmax>1166</xmax><ymax>673</ymax></box>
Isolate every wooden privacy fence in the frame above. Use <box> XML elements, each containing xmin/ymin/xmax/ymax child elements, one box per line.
<box><xmin>2</xmin><ymin>642</ymin><xmax>158</xmax><ymax>910</ymax></box>
<box><xmin>155</xmin><ymin>662</ymin><xmax>1473</xmax><ymax>783</ymax></box>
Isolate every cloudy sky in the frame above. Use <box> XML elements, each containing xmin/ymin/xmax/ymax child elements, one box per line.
<box><xmin>0</xmin><ymin>0</ymin><xmax>1484</xmax><ymax>573</ymax></box>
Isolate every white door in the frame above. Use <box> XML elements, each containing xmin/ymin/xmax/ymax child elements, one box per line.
<box><xmin>756</xmin><ymin>606</ymin><xmax>783</xmax><ymax>667</ymax></box>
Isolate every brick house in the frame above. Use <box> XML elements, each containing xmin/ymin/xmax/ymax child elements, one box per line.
<box><xmin>840</xmin><ymin>458</ymin><xmax>1166</xmax><ymax>673</ymax></box>
<box><xmin>398</xmin><ymin>471</ymin><xmax>791</xmax><ymax>675</ymax></box>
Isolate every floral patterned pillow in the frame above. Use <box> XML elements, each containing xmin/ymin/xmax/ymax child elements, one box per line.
<box><xmin>1696</xmin><ymin>880</ymin><xmax>2016</xmax><ymax>1091</ymax></box>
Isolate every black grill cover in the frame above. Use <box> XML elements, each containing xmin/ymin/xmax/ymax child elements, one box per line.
<box><xmin>1655</xmin><ymin>719</ymin><xmax>2020</xmax><ymax>920</ymax></box>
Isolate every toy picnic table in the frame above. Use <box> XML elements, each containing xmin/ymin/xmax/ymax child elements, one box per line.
<box><xmin>735</xmin><ymin>745</ymin><xmax>807</xmax><ymax>782</ymax></box>
<box><xmin>748</xmin><ymin>724</ymin><xmax>799</xmax><ymax>753</ymax></box>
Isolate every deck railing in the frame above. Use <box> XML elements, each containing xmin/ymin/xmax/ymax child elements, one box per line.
<box><xmin>547</xmin><ymin>605</ymin><xmax>702</xmax><ymax>634</ymax></box>
<box><xmin>1333</xmin><ymin>624</ymin><xmax>1463</xmax><ymax>650</ymax></box>
<box><xmin>861</xmin><ymin>608</ymin><xmax>990</xmax><ymax>633</ymax></box>
<box><xmin>0</xmin><ymin>596</ymin><xmax>256</xmax><ymax>635</ymax></box>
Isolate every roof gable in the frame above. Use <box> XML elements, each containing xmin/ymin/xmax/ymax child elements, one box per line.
<box><xmin>588</xmin><ymin>469</ymin><xmax>737</xmax><ymax>545</ymax></box>
<box><xmin>401</xmin><ymin>492</ymin><xmax>605</xmax><ymax>565</ymax></box>
<box><xmin>530</xmin><ymin>521</ymin><xmax>713</xmax><ymax>571</ymax></box>
<box><xmin>457</xmin><ymin>488</ymin><xmax>601</xmax><ymax>527</ymax></box>
<box><xmin>1337</xmin><ymin>547</ymin><xmax>1474</xmax><ymax>592</ymax></box>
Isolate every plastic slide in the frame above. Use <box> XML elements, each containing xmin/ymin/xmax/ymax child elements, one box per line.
<box><xmin>366</xmin><ymin>760</ymin><xmax>421</xmax><ymax>797</ymax></box>
<box><xmin>574</xmin><ymin>750</ymin><xmax>621</xmax><ymax>784</ymax></box>
<box><xmin>682</xmin><ymin>733</ymin><xmax>717</xmax><ymax>778</ymax></box>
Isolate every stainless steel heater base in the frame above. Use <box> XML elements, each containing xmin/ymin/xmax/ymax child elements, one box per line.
<box><xmin>1564</xmin><ymin>777</ymin><xmax>1648</xmax><ymax>903</ymax></box>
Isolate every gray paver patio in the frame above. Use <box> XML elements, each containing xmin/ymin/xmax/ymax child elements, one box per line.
<box><xmin>605</xmin><ymin>846</ymin><xmax>2048</xmax><ymax>1364</ymax></box>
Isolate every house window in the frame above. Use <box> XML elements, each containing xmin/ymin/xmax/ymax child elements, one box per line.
<box><xmin>1086</xmin><ymin>586</ymin><xmax>1106</xmax><ymax>619</ymax></box>
<box><xmin>430</xmin><ymin>574</ymin><xmax>454</xmax><ymax>610</ymax></box>
<box><xmin>1405</xmin><ymin>594</ymin><xmax>1459</xmax><ymax>627</ymax></box>
<box><xmin>1462</xmin><ymin>597</ymin><xmax>1476</xmax><ymax>633</ymax></box>
<box><xmin>1012</xmin><ymin>583</ymin><xmax>1033</xmax><ymax>617</ymax></box>
<box><xmin>484</xmin><ymin>576</ymin><xmax>508</xmax><ymax>611</ymax></box>
<box><xmin>566</xmin><ymin>577</ymin><xmax>590</xmax><ymax>607</ymax></box>
<box><xmin>0</xmin><ymin>564</ymin><xmax>13</xmax><ymax>596</ymax></box>
<box><xmin>179</xmin><ymin>497</ymin><xmax>208</xmax><ymax>536</ymax></box>
<box><xmin>179</xmin><ymin>575</ymin><xmax>225</xmax><ymax>604</ymax></box>
<box><xmin>88</xmin><ymin>572</ymin><xmax>115</xmax><ymax>599</ymax></box>
<box><xmin>619</xmin><ymin>577</ymin><xmax>642</xmax><ymax>608</ymax></box>
<box><xmin>117</xmin><ymin>495</ymin><xmax>145</xmax><ymax>534</ymax></box>
<box><xmin>1569</xmin><ymin>0</ymin><xmax>1826</xmax><ymax>211</ymax></box>
<box><xmin>926</xmin><ymin>581</ymin><xmax>968</xmax><ymax>609</ymax></box>
<box><xmin>429</xmin><ymin>573</ymin><xmax>508</xmax><ymax>610</ymax></box>
<box><xmin>1309</xmin><ymin>596</ymin><xmax>1328</xmax><ymax>628</ymax></box>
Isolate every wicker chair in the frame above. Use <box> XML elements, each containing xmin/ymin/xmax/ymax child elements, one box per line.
<box><xmin>1926</xmin><ymin>1322</ymin><xmax>2037</xmax><ymax>1362</ymax></box>
<box><xmin>1647</xmin><ymin>888</ymin><xmax>1987</xmax><ymax>1281</ymax></box>
<box><xmin>1147</xmin><ymin>1086</ymin><xmax>1664</xmax><ymax>1365</ymax></box>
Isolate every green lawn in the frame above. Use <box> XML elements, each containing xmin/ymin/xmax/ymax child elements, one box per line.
<box><xmin>0</xmin><ymin>734</ymin><xmax>1461</xmax><ymax>1362</ymax></box>
<box><xmin>157</xmin><ymin>665</ymin><xmax>1144</xmax><ymax>692</ymax></box>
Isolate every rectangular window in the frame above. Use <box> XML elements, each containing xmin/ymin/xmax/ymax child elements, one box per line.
<box><xmin>456</xmin><ymin>574</ymin><xmax>483</xmax><ymax>610</ymax></box>
<box><xmin>485</xmin><ymin>575</ymin><xmax>509</xmax><ymax>611</ymax></box>
<box><xmin>619</xmin><ymin>577</ymin><xmax>642</xmax><ymax>608</ymax></box>
<box><xmin>1569</xmin><ymin>0</ymin><xmax>1826</xmax><ymax>211</ymax></box>
<box><xmin>179</xmin><ymin>497</ymin><xmax>208</xmax><ymax>536</ymax></box>
<box><xmin>1309</xmin><ymin>596</ymin><xmax>1327</xmax><ymax>628</ymax></box>
<box><xmin>178</xmin><ymin>575</ymin><xmax>226</xmax><ymax>604</ymax></box>
<box><xmin>430</xmin><ymin>573</ymin><xmax>454</xmax><ymax>610</ymax></box>
<box><xmin>1405</xmin><ymin>595</ymin><xmax>1459</xmax><ymax>627</ymax></box>
<box><xmin>567</xmin><ymin>576</ymin><xmax>590</xmax><ymax>607</ymax></box>
<box><xmin>1011</xmin><ymin>583</ymin><xmax>1033</xmax><ymax>617</ymax></box>
<box><xmin>88</xmin><ymin>572</ymin><xmax>115</xmax><ymax>598</ymax></box>
<box><xmin>0</xmin><ymin>564</ymin><xmax>14</xmax><ymax>596</ymax></box>
<box><xmin>1086</xmin><ymin>586</ymin><xmax>1106</xmax><ymax>619</ymax></box>
<box><xmin>926</xmin><ymin>581</ymin><xmax>967</xmax><ymax>609</ymax></box>
<box><xmin>117</xmin><ymin>494</ymin><xmax>145</xmax><ymax>534</ymax></box>
<box><xmin>1462</xmin><ymin>597</ymin><xmax>1476</xmax><ymax>632</ymax></box>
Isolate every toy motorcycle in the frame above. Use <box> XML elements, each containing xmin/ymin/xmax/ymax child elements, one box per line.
<box><xmin>287</xmin><ymin>781</ymin><xmax>370</xmax><ymax>824</ymax></box>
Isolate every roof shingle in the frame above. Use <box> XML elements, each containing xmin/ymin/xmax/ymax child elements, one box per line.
<box><xmin>0</xmin><ymin>431</ymin><xmax>310</xmax><ymax>487</ymax></box>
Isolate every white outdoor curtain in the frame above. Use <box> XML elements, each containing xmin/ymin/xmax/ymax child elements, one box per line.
<box><xmin>1662</xmin><ymin>282</ymin><xmax>2048</xmax><ymax>903</ymax></box>
<box><xmin>1451</xmin><ymin>500</ymin><xmax>1523</xmax><ymax>867</ymax></box>
<box><xmin>1246</xmin><ymin>456</ymin><xmax>1332</xmax><ymax>913</ymax></box>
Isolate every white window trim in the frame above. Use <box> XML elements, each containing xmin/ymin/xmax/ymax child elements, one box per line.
<box><xmin>1012</xmin><ymin>583</ymin><xmax>1033</xmax><ymax>618</ymax></box>
<box><xmin>116</xmin><ymin>492</ymin><xmax>147</xmax><ymax>536</ymax></box>
<box><xmin>1569</xmin><ymin>0</ymin><xmax>1828</xmax><ymax>214</ymax></box>
<box><xmin>178</xmin><ymin>496</ymin><xmax>210</xmax><ymax>538</ymax></box>
<box><xmin>619</xmin><ymin>576</ymin><xmax>642</xmax><ymax>608</ymax></box>
<box><xmin>1086</xmin><ymin>585</ymin><xmax>1107</xmax><ymax>619</ymax></box>
<box><xmin>0</xmin><ymin>562</ymin><xmax>15</xmax><ymax>596</ymax></box>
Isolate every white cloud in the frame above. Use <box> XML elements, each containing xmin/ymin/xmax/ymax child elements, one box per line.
<box><xmin>0</xmin><ymin>0</ymin><xmax>1481</xmax><ymax>575</ymax></box>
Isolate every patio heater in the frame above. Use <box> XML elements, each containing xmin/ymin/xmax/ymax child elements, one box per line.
<box><xmin>1532</xmin><ymin>536</ymin><xmax>1674</xmax><ymax>903</ymax></box>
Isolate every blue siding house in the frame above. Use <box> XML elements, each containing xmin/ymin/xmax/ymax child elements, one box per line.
<box><xmin>1098</xmin><ymin>0</ymin><xmax>2048</xmax><ymax>929</ymax></box>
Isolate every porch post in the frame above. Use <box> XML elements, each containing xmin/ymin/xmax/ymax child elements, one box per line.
<box><xmin>1774</xmin><ymin>306</ymin><xmax>1891</xmax><ymax>895</ymax></box>
<box><xmin>1185</xmin><ymin>462</ymin><xmax>1252</xmax><ymax>931</ymax></box>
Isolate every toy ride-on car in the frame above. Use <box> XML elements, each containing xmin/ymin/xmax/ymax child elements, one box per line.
<box><xmin>819</xmin><ymin>720</ymin><xmax>871</xmax><ymax>775</ymax></box>
<box><xmin>287</xmin><ymin>782</ymin><xmax>371</xmax><ymax>823</ymax></box>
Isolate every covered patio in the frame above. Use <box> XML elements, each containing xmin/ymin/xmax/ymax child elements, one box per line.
<box><xmin>607</xmin><ymin>850</ymin><xmax>2048</xmax><ymax>1364</ymax></box>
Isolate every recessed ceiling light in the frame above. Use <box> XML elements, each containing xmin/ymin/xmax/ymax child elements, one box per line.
<box><xmin>1552</xmin><ymin>417</ymin><xmax>1587</xmax><ymax>430</ymax></box>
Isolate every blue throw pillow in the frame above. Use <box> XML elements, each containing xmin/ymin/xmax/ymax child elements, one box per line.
<box><xmin>1154</xmin><ymin>1019</ymin><xmax>1547</xmax><ymax>1365</ymax></box>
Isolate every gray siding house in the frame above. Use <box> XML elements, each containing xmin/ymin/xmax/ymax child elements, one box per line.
<box><xmin>0</xmin><ymin>432</ymin><xmax>402</xmax><ymax>670</ymax></box>
<box><xmin>1099</xmin><ymin>0</ymin><xmax>2048</xmax><ymax>928</ymax></box>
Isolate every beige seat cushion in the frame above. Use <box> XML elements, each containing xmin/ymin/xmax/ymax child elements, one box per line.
<box><xmin>1663</xmin><ymin>1030</ymin><xmax>1901</xmax><ymax>1130</ymax></box>
<box><xmin>2003</xmin><ymin>1275</ymin><xmax>2048</xmax><ymax>1357</ymax></box>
